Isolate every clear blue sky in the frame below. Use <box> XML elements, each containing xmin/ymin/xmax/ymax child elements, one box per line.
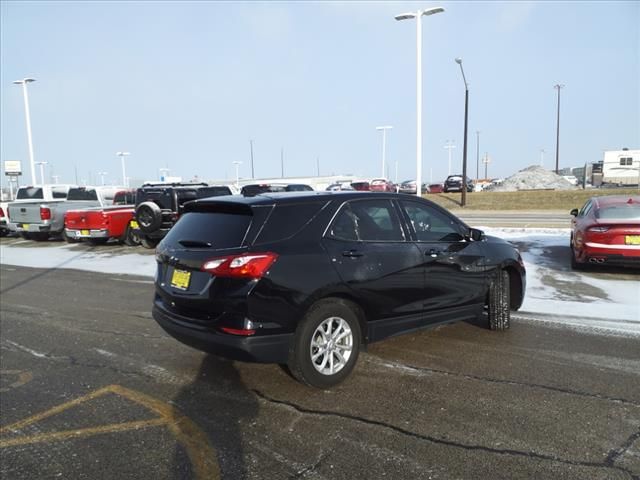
<box><xmin>1</xmin><ymin>1</ymin><xmax>638</xmax><ymax>186</ymax></box>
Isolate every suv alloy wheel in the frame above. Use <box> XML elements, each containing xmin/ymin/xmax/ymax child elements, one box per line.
<box><xmin>288</xmin><ymin>298</ymin><xmax>362</xmax><ymax>388</ymax></box>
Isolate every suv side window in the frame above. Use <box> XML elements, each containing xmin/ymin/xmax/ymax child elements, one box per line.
<box><xmin>255</xmin><ymin>202</ymin><xmax>326</xmax><ymax>244</ymax></box>
<box><xmin>401</xmin><ymin>201</ymin><xmax>464</xmax><ymax>242</ymax></box>
<box><xmin>328</xmin><ymin>199</ymin><xmax>405</xmax><ymax>242</ymax></box>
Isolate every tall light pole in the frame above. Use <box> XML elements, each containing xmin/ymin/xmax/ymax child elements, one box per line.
<box><xmin>13</xmin><ymin>78</ymin><xmax>37</xmax><ymax>185</ymax></box>
<box><xmin>249</xmin><ymin>140</ymin><xmax>255</xmax><ymax>179</ymax></box>
<box><xmin>98</xmin><ymin>171</ymin><xmax>108</xmax><ymax>185</ymax></box>
<box><xmin>444</xmin><ymin>140</ymin><xmax>456</xmax><ymax>176</ymax></box>
<box><xmin>116</xmin><ymin>152</ymin><xmax>130</xmax><ymax>187</ymax></box>
<box><xmin>232</xmin><ymin>161</ymin><xmax>242</xmax><ymax>188</ymax></box>
<box><xmin>376</xmin><ymin>126</ymin><xmax>393</xmax><ymax>178</ymax></box>
<box><xmin>554</xmin><ymin>84</ymin><xmax>564</xmax><ymax>174</ymax></box>
<box><xmin>395</xmin><ymin>6</ymin><xmax>445</xmax><ymax>197</ymax></box>
<box><xmin>455</xmin><ymin>58</ymin><xmax>469</xmax><ymax>206</ymax></box>
<box><xmin>483</xmin><ymin>152</ymin><xmax>491</xmax><ymax>179</ymax></box>
<box><xmin>475</xmin><ymin>131</ymin><xmax>480</xmax><ymax>180</ymax></box>
<box><xmin>35</xmin><ymin>161</ymin><xmax>48</xmax><ymax>185</ymax></box>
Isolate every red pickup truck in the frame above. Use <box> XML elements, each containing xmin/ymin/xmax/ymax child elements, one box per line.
<box><xmin>64</xmin><ymin>190</ymin><xmax>140</xmax><ymax>245</ymax></box>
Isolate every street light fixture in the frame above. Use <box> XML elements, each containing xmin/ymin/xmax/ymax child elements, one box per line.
<box><xmin>98</xmin><ymin>171</ymin><xmax>108</xmax><ymax>186</ymax></box>
<box><xmin>395</xmin><ymin>6</ymin><xmax>445</xmax><ymax>197</ymax></box>
<box><xmin>455</xmin><ymin>57</ymin><xmax>470</xmax><ymax>206</ymax></box>
<box><xmin>376</xmin><ymin>126</ymin><xmax>393</xmax><ymax>178</ymax></box>
<box><xmin>35</xmin><ymin>161</ymin><xmax>48</xmax><ymax>186</ymax></box>
<box><xmin>13</xmin><ymin>78</ymin><xmax>37</xmax><ymax>185</ymax></box>
<box><xmin>116</xmin><ymin>152</ymin><xmax>130</xmax><ymax>187</ymax></box>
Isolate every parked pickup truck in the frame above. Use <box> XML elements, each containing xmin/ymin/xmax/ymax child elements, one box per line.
<box><xmin>64</xmin><ymin>190</ymin><xmax>139</xmax><ymax>245</ymax></box>
<box><xmin>0</xmin><ymin>202</ymin><xmax>9</xmax><ymax>236</ymax></box>
<box><xmin>7</xmin><ymin>185</ymin><xmax>125</xmax><ymax>241</ymax></box>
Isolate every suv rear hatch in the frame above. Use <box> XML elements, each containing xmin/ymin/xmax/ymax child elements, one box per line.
<box><xmin>154</xmin><ymin>202</ymin><xmax>272</xmax><ymax>327</ymax></box>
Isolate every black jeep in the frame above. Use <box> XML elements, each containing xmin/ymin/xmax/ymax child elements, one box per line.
<box><xmin>133</xmin><ymin>183</ymin><xmax>232</xmax><ymax>248</ymax></box>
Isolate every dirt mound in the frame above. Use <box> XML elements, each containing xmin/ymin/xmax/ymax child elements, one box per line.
<box><xmin>486</xmin><ymin>165</ymin><xmax>577</xmax><ymax>191</ymax></box>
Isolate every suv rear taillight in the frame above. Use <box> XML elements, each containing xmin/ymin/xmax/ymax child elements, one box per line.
<box><xmin>40</xmin><ymin>207</ymin><xmax>52</xmax><ymax>220</ymax></box>
<box><xmin>202</xmin><ymin>252</ymin><xmax>278</xmax><ymax>279</ymax></box>
<box><xmin>0</xmin><ymin>207</ymin><xmax>4</xmax><ymax>217</ymax></box>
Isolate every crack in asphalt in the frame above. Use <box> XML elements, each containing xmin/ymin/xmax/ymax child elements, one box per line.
<box><xmin>605</xmin><ymin>428</ymin><xmax>640</xmax><ymax>470</ymax></box>
<box><xmin>253</xmin><ymin>389</ymin><xmax>640</xmax><ymax>480</ymax></box>
<box><xmin>289</xmin><ymin>448</ymin><xmax>334</xmax><ymax>479</ymax></box>
<box><xmin>372</xmin><ymin>358</ymin><xmax>640</xmax><ymax>408</ymax></box>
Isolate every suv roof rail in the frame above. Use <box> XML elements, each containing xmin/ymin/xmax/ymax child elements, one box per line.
<box><xmin>140</xmin><ymin>182</ymin><xmax>209</xmax><ymax>187</ymax></box>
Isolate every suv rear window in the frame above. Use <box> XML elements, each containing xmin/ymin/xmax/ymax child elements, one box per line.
<box><xmin>17</xmin><ymin>187</ymin><xmax>43</xmax><ymax>200</ymax></box>
<box><xmin>163</xmin><ymin>211</ymin><xmax>252</xmax><ymax>249</ymax></box>
<box><xmin>67</xmin><ymin>188</ymin><xmax>98</xmax><ymax>201</ymax></box>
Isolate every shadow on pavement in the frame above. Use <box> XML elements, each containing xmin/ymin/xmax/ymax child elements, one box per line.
<box><xmin>172</xmin><ymin>355</ymin><xmax>258</xmax><ymax>480</ymax></box>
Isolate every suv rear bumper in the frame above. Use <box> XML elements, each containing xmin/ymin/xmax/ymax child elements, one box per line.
<box><xmin>153</xmin><ymin>302</ymin><xmax>292</xmax><ymax>363</ymax></box>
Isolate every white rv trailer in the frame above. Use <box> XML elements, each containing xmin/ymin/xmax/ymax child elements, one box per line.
<box><xmin>602</xmin><ymin>149</ymin><xmax>640</xmax><ymax>186</ymax></box>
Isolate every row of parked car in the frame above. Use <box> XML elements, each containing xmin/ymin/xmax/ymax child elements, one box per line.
<box><xmin>0</xmin><ymin>177</ymin><xmax>472</xmax><ymax>248</ymax></box>
<box><xmin>0</xmin><ymin>182</ymin><xmax>327</xmax><ymax>248</ymax></box>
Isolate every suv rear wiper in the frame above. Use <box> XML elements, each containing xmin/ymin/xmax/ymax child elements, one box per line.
<box><xmin>178</xmin><ymin>239</ymin><xmax>212</xmax><ymax>248</ymax></box>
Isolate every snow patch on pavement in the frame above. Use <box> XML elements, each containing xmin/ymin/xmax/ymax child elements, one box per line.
<box><xmin>0</xmin><ymin>243</ymin><xmax>155</xmax><ymax>277</ymax></box>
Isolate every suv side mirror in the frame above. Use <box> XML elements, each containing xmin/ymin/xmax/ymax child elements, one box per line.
<box><xmin>570</xmin><ymin>208</ymin><xmax>579</xmax><ymax>217</ymax></box>
<box><xmin>468</xmin><ymin>227</ymin><xmax>484</xmax><ymax>241</ymax></box>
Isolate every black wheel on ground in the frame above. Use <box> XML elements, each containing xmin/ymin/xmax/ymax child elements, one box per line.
<box><xmin>30</xmin><ymin>232</ymin><xmax>50</xmax><ymax>242</ymax></box>
<box><xmin>570</xmin><ymin>246</ymin><xmax>586</xmax><ymax>270</ymax></box>
<box><xmin>87</xmin><ymin>238</ymin><xmax>109</xmax><ymax>246</ymax></box>
<box><xmin>140</xmin><ymin>236</ymin><xmax>159</xmax><ymax>249</ymax></box>
<box><xmin>122</xmin><ymin>226</ymin><xmax>141</xmax><ymax>246</ymax></box>
<box><xmin>64</xmin><ymin>232</ymin><xmax>80</xmax><ymax>243</ymax></box>
<box><xmin>136</xmin><ymin>202</ymin><xmax>163</xmax><ymax>234</ymax></box>
<box><xmin>287</xmin><ymin>298</ymin><xmax>361</xmax><ymax>388</ymax></box>
<box><xmin>488</xmin><ymin>269</ymin><xmax>510</xmax><ymax>331</ymax></box>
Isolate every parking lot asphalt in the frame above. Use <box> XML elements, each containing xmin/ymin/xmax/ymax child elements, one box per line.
<box><xmin>1</xmin><ymin>264</ymin><xmax>639</xmax><ymax>479</ymax></box>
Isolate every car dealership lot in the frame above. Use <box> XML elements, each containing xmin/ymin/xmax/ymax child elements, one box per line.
<box><xmin>1</xmin><ymin>232</ymin><xmax>639</xmax><ymax>479</ymax></box>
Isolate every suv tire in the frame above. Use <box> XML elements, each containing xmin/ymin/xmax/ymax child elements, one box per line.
<box><xmin>488</xmin><ymin>269</ymin><xmax>510</xmax><ymax>331</ymax></box>
<box><xmin>136</xmin><ymin>202</ymin><xmax>163</xmax><ymax>234</ymax></box>
<box><xmin>288</xmin><ymin>298</ymin><xmax>361</xmax><ymax>389</ymax></box>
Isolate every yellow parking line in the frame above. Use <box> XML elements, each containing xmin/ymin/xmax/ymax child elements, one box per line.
<box><xmin>0</xmin><ymin>384</ymin><xmax>220</xmax><ymax>479</ymax></box>
<box><xmin>0</xmin><ymin>418</ymin><xmax>166</xmax><ymax>448</ymax></box>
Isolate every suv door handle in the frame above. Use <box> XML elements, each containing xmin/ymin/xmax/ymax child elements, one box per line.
<box><xmin>342</xmin><ymin>250</ymin><xmax>364</xmax><ymax>258</ymax></box>
<box><xmin>426</xmin><ymin>248</ymin><xmax>442</xmax><ymax>258</ymax></box>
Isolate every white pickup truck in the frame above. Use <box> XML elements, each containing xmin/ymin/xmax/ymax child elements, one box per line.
<box><xmin>7</xmin><ymin>185</ymin><xmax>125</xmax><ymax>241</ymax></box>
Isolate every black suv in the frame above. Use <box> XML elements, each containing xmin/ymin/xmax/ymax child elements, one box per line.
<box><xmin>153</xmin><ymin>192</ymin><xmax>525</xmax><ymax>388</ymax></box>
<box><xmin>134</xmin><ymin>183</ymin><xmax>232</xmax><ymax>248</ymax></box>
<box><xmin>443</xmin><ymin>175</ymin><xmax>475</xmax><ymax>193</ymax></box>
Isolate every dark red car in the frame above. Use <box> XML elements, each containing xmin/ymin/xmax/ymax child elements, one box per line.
<box><xmin>570</xmin><ymin>195</ymin><xmax>640</xmax><ymax>268</ymax></box>
<box><xmin>428</xmin><ymin>183</ymin><xmax>444</xmax><ymax>194</ymax></box>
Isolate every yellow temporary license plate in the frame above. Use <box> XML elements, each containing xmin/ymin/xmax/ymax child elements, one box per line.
<box><xmin>625</xmin><ymin>235</ymin><xmax>640</xmax><ymax>245</ymax></box>
<box><xmin>81</xmin><ymin>229</ymin><xmax>90</xmax><ymax>236</ymax></box>
<box><xmin>21</xmin><ymin>224</ymin><xmax>30</xmax><ymax>230</ymax></box>
<box><xmin>171</xmin><ymin>269</ymin><xmax>191</xmax><ymax>290</ymax></box>
<box><xmin>130</xmin><ymin>220</ymin><xmax>139</xmax><ymax>229</ymax></box>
